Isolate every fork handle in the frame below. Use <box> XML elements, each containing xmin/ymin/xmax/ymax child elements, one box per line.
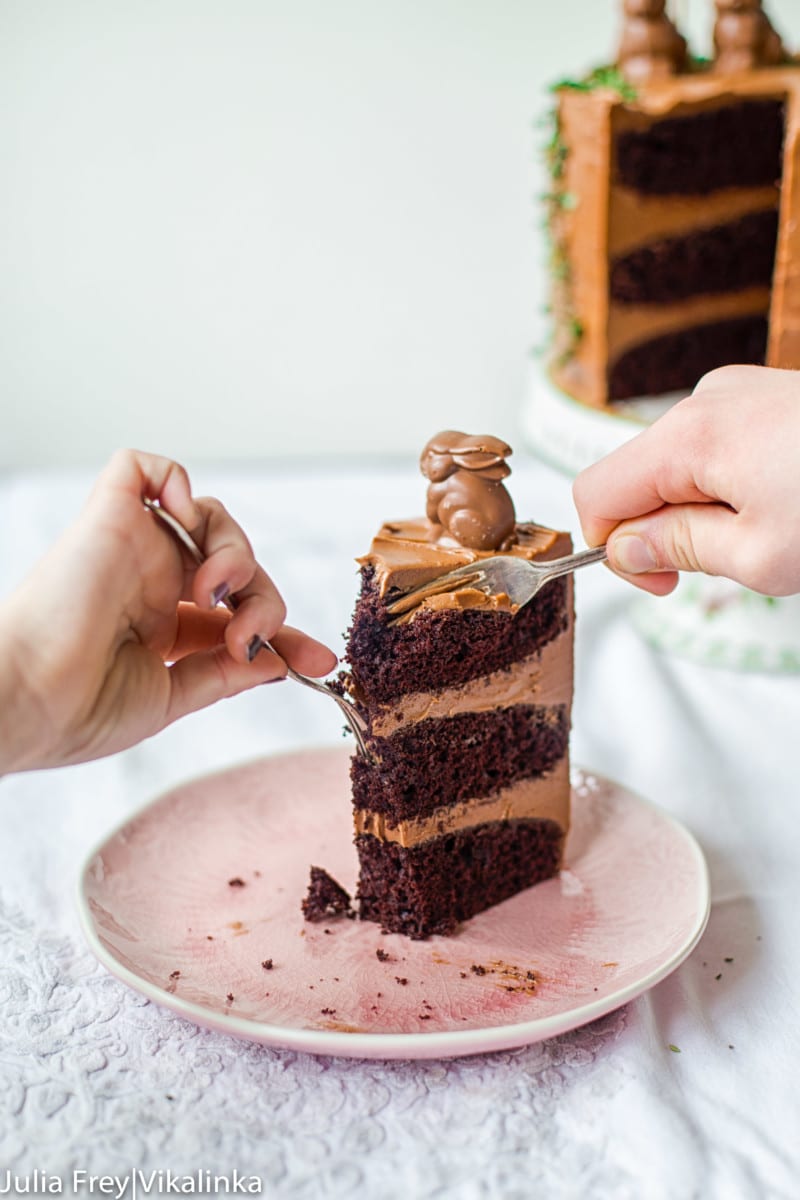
<box><xmin>544</xmin><ymin>544</ymin><xmax>608</xmax><ymax>580</ymax></box>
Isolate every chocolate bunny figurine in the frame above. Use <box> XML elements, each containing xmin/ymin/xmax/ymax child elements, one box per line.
<box><xmin>616</xmin><ymin>0</ymin><xmax>688</xmax><ymax>84</ymax></box>
<box><xmin>713</xmin><ymin>0</ymin><xmax>785</xmax><ymax>74</ymax></box>
<box><xmin>420</xmin><ymin>430</ymin><xmax>517</xmax><ymax>552</ymax></box>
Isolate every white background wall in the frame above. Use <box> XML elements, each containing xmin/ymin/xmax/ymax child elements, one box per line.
<box><xmin>1</xmin><ymin>0</ymin><xmax>797</xmax><ymax>468</ymax></box>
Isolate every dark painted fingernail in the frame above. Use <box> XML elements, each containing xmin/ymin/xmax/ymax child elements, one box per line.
<box><xmin>246</xmin><ymin>635</ymin><xmax>264</xmax><ymax>663</ymax></box>
<box><xmin>210</xmin><ymin>582</ymin><xmax>231</xmax><ymax>608</ymax></box>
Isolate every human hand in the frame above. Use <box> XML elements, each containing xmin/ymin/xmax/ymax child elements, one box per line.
<box><xmin>0</xmin><ymin>450</ymin><xmax>337</xmax><ymax>773</ymax></box>
<box><xmin>572</xmin><ymin>365</ymin><xmax>800</xmax><ymax>597</ymax></box>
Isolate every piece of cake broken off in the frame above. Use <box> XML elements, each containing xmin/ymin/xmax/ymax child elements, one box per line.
<box><xmin>301</xmin><ymin>866</ymin><xmax>354</xmax><ymax>922</ymax></box>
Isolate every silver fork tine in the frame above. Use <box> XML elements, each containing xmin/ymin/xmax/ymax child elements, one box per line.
<box><xmin>143</xmin><ymin>498</ymin><xmax>372</xmax><ymax>759</ymax></box>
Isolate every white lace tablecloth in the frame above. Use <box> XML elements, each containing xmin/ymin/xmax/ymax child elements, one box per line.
<box><xmin>1</xmin><ymin>457</ymin><xmax>798</xmax><ymax>1200</ymax></box>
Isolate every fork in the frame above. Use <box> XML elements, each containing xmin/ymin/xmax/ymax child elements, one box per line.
<box><xmin>386</xmin><ymin>544</ymin><xmax>608</xmax><ymax>621</ymax></box>
<box><xmin>143</xmin><ymin>497</ymin><xmax>371</xmax><ymax>759</ymax></box>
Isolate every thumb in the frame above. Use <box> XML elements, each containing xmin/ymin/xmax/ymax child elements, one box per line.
<box><xmin>607</xmin><ymin>503</ymin><xmax>741</xmax><ymax>591</ymax></box>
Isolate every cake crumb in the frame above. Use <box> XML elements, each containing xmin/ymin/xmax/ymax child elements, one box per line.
<box><xmin>226</xmin><ymin>993</ymin><xmax>234</xmax><ymax>1003</ymax></box>
<box><xmin>724</xmin><ymin>956</ymin><xmax>734</xmax><ymax>963</ymax></box>
<box><xmin>169</xmin><ymin>970</ymin><xmax>180</xmax><ymax>980</ymax></box>
<box><xmin>321</xmin><ymin>1007</ymin><xmax>336</xmax><ymax>1016</ymax></box>
<box><xmin>419</xmin><ymin>1014</ymin><xmax>431</xmax><ymax>1020</ymax></box>
<box><xmin>302</xmin><ymin>866</ymin><xmax>353</xmax><ymax>922</ymax></box>
<box><xmin>376</xmin><ymin>948</ymin><xmax>391</xmax><ymax>963</ymax></box>
<box><xmin>207</xmin><ymin>935</ymin><xmax>214</xmax><ymax>941</ymax></box>
<box><xmin>470</xmin><ymin>964</ymin><xmax>488</xmax><ymax>976</ymax></box>
<box><xmin>261</xmin><ymin>959</ymin><xmax>274</xmax><ymax>971</ymax></box>
<box><xmin>395</xmin><ymin>976</ymin><xmax>408</xmax><ymax>986</ymax></box>
<box><xmin>228</xmin><ymin>877</ymin><xmax>246</xmax><ymax>888</ymax></box>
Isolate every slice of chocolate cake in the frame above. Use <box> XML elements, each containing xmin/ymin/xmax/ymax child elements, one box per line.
<box><xmin>342</xmin><ymin>431</ymin><xmax>574</xmax><ymax>939</ymax></box>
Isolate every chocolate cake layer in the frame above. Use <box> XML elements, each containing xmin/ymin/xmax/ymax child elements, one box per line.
<box><xmin>347</xmin><ymin>567</ymin><xmax>570</xmax><ymax>708</ymax></box>
<box><xmin>608</xmin><ymin>314</ymin><xmax>768</xmax><ymax>401</ymax></box>
<box><xmin>356</xmin><ymin>818</ymin><xmax>564</xmax><ymax>939</ymax></box>
<box><xmin>351</xmin><ymin>705</ymin><xmax>569</xmax><ymax>824</ymax></box>
<box><xmin>614</xmin><ymin>99</ymin><xmax>785</xmax><ymax>197</ymax></box>
<box><xmin>610</xmin><ymin>209</ymin><xmax>779</xmax><ymax>305</ymax></box>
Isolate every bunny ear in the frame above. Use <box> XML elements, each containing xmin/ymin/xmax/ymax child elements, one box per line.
<box><xmin>450</xmin><ymin>435</ymin><xmax>513</xmax><ymax>471</ymax></box>
<box><xmin>422</xmin><ymin>431</ymin><xmax>512</xmax><ymax>473</ymax></box>
<box><xmin>425</xmin><ymin>430</ymin><xmax>469</xmax><ymax>454</ymax></box>
<box><xmin>451</xmin><ymin>449</ymin><xmax>504</xmax><ymax>470</ymax></box>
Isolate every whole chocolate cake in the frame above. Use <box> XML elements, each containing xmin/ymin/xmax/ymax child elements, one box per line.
<box><xmin>546</xmin><ymin>0</ymin><xmax>800</xmax><ymax>408</ymax></box>
<box><xmin>341</xmin><ymin>432</ymin><xmax>574</xmax><ymax>939</ymax></box>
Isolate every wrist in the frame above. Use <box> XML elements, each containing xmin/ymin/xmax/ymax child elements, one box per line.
<box><xmin>0</xmin><ymin>599</ymin><xmax>47</xmax><ymax>774</ymax></box>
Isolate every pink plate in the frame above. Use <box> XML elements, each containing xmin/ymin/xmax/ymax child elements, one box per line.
<box><xmin>77</xmin><ymin>748</ymin><xmax>709</xmax><ymax>1060</ymax></box>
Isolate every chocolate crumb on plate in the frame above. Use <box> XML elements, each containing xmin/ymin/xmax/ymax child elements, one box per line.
<box><xmin>395</xmin><ymin>976</ymin><xmax>408</xmax><ymax>986</ymax></box>
<box><xmin>261</xmin><ymin>958</ymin><xmax>274</xmax><ymax>971</ymax></box>
<box><xmin>470</xmin><ymin>964</ymin><xmax>488</xmax><ymax>976</ymax></box>
<box><xmin>228</xmin><ymin>877</ymin><xmax>246</xmax><ymax>888</ymax></box>
<box><xmin>376</xmin><ymin>948</ymin><xmax>391</xmax><ymax>962</ymax></box>
<box><xmin>169</xmin><ymin>970</ymin><xmax>180</xmax><ymax>980</ymax></box>
<box><xmin>302</xmin><ymin>866</ymin><xmax>353</xmax><ymax>922</ymax></box>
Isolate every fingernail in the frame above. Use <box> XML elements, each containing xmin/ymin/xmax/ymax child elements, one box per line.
<box><xmin>210</xmin><ymin>582</ymin><xmax>231</xmax><ymax>608</ymax></box>
<box><xmin>246</xmin><ymin>635</ymin><xmax>264</xmax><ymax>663</ymax></box>
<box><xmin>612</xmin><ymin>534</ymin><xmax>658</xmax><ymax>575</ymax></box>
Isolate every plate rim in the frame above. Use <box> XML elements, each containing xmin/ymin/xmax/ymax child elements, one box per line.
<box><xmin>76</xmin><ymin>746</ymin><xmax>711</xmax><ymax>1060</ymax></box>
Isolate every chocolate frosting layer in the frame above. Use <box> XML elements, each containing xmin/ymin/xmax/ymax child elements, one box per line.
<box><xmin>354</xmin><ymin>760</ymin><xmax>570</xmax><ymax>848</ymax></box>
<box><xmin>368</xmin><ymin>624</ymin><xmax>574</xmax><ymax>738</ymax></box>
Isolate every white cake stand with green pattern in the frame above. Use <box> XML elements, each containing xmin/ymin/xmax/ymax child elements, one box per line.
<box><xmin>631</xmin><ymin>578</ymin><xmax>800</xmax><ymax>674</ymax></box>
<box><xmin>521</xmin><ymin>361</ymin><xmax>676</xmax><ymax>477</ymax></box>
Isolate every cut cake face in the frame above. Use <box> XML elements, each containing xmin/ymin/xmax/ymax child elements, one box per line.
<box><xmin>546</xmin><ymin>6</ymin><xmax>800</xmax><ymax>408</ymax></box>
<box><xmin>340</xmin><ymin>431</ymin><xmax>574</xmax><ymax>939</ymax></box>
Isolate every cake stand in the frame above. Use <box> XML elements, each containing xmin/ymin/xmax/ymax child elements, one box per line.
<box><xmin>521</xmin><ymin>361</ymin><xmax>677</xmax><ymax>477</ymax></box>
<box><xmin>522</xmin><ymin>363</ymin><xmax>800</xmax><ymax>674</ymax></box>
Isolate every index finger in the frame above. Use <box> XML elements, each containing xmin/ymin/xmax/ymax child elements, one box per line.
<box><xmin>571</xmin><ymin>398</ymin><xmax>716</xmax><ymax>546</ymax></box>
<box><xmin>189</xmin><ymin>496</ymin><xmax>288</xmax><ymax>663</ymax></box>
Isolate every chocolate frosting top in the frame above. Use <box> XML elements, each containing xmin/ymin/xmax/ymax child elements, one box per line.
<box><xmin>358</xmin><ymin>517</ymin><xmax>573</xmax><ymax>618</ymax></box>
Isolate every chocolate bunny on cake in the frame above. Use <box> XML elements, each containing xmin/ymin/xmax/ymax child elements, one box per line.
<box><xmin>420</xmin><ymin>430</ymin><xmax>517</xmax><ymax>552</ymax></box>
<box><xmin>713</xmin><ymin>0</ymin><xmax>785</xmax><ymax>74</ymax></box>
<box><xmin>616</xmin><ymin>0</ymin><xmax>688</xmax><ymax>84</ymax></box>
